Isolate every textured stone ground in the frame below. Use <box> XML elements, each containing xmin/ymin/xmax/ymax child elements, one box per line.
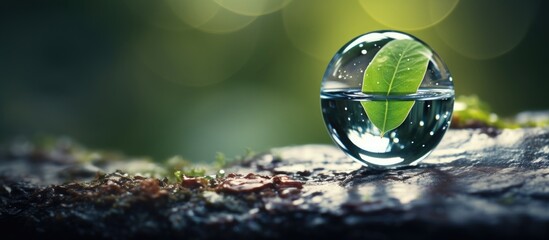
<box><xmin>1</xmin><ymin>128</ymin><xmax>548</xmax><ymax>239</ymax></box>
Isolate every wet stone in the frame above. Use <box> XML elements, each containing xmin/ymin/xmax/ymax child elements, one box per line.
<box><xmin>1</xmin><ymin>128</ymin><xmax>549</xmax><ymax>239</ymax></box>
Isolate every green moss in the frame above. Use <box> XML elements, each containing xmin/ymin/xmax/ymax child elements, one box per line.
<box><xmin>165</xmin><ymin>156</ymin><xmax>191</xmax><ymax>171</ymax></box>
<box><xmin>174</xmin><ymin>170</ymin><xmax>183</xmax><ymax>182</ymax></box>
<box><xmin>452</xmin><ymin>95</ymin><xmax>547</xmax><ymax>129</ymax></box>
<box><xmin>214</xmin><ymin>152</ymin><xmax>226</xmax><ymax>169</ymax></box>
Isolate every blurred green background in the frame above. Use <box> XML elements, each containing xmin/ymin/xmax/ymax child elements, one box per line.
<box><xmin>1</xmin><ymin>0</ymin><xmax>547</xmax><ymax>161</ymax></box>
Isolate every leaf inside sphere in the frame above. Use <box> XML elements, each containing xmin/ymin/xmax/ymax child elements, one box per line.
<box><xmin>360</xmin><ymin>39</ymin><xmax>431</xmax><ymax>136</ymax></box>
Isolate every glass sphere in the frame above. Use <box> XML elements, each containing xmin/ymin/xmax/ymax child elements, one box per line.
<box><xmin>320</xmin><ymin>30</ymin><xmax>454</xmax><ymax>169</ymax></box>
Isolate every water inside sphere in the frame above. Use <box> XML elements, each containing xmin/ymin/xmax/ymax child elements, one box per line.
<box><xmin>320</xmin><ymin>31</ymin><xmax>454</xmax><ymax>169</ymax></box>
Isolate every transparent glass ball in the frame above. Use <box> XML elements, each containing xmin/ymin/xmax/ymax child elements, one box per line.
<box><xmin>320</xmin><ymin>31</ymin><xmax>454</xmax><ymax>169</ymax></box>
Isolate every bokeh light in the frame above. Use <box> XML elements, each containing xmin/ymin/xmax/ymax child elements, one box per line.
<box><xmin>359</xmin><ymin>0</ymin><xmax>459</xmax><ymax>30</ymax></box>
<box><xmin>214</xmin><ymin>0</ymin><xmax>292</xmax><ymax>16</ymax></box>
<box><xmin>167</xmin><ymin>0</ymin><xmax>257</xmax><ymax>33</ymax></box>
<box><xmin>0</xmin><ymin>0</ymin><xmax>547</xmax><ymax>162</ymax></box>
<box><xmin>282</xmin><ymin>0</ymin><xmax>385</xmax><ymax>60</ymax></box>
<box><xmin>165</xmin><ymin>0</ymin><xmax>219</xmax><ymax>29</ymax></box>
<box><xmin>434</xmin><ymin>0</ymin><xmax>540</xmax><ymax>59</ymax></box>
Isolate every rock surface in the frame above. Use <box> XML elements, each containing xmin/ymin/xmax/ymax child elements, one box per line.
<box><xmin>1</xmin><ymin>128</ymin><xmax>549</xmax><ymax>239</ymax></box>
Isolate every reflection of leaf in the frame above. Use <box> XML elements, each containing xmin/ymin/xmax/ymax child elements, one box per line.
<box><xmin>361</xmin><ymin>39</ymin><xmax>431</xmax><ymax>136</ymax></box>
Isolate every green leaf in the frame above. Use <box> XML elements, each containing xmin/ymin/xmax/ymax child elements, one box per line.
<box><xmin>361</xmin><ymin>39</ymin><xmax>431</xmax><ymax>136</ymax></box>
<box><xmin>361</xmin><ymin>100</ymin><xmax>415</xmax><ymax>136</ymax></box>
